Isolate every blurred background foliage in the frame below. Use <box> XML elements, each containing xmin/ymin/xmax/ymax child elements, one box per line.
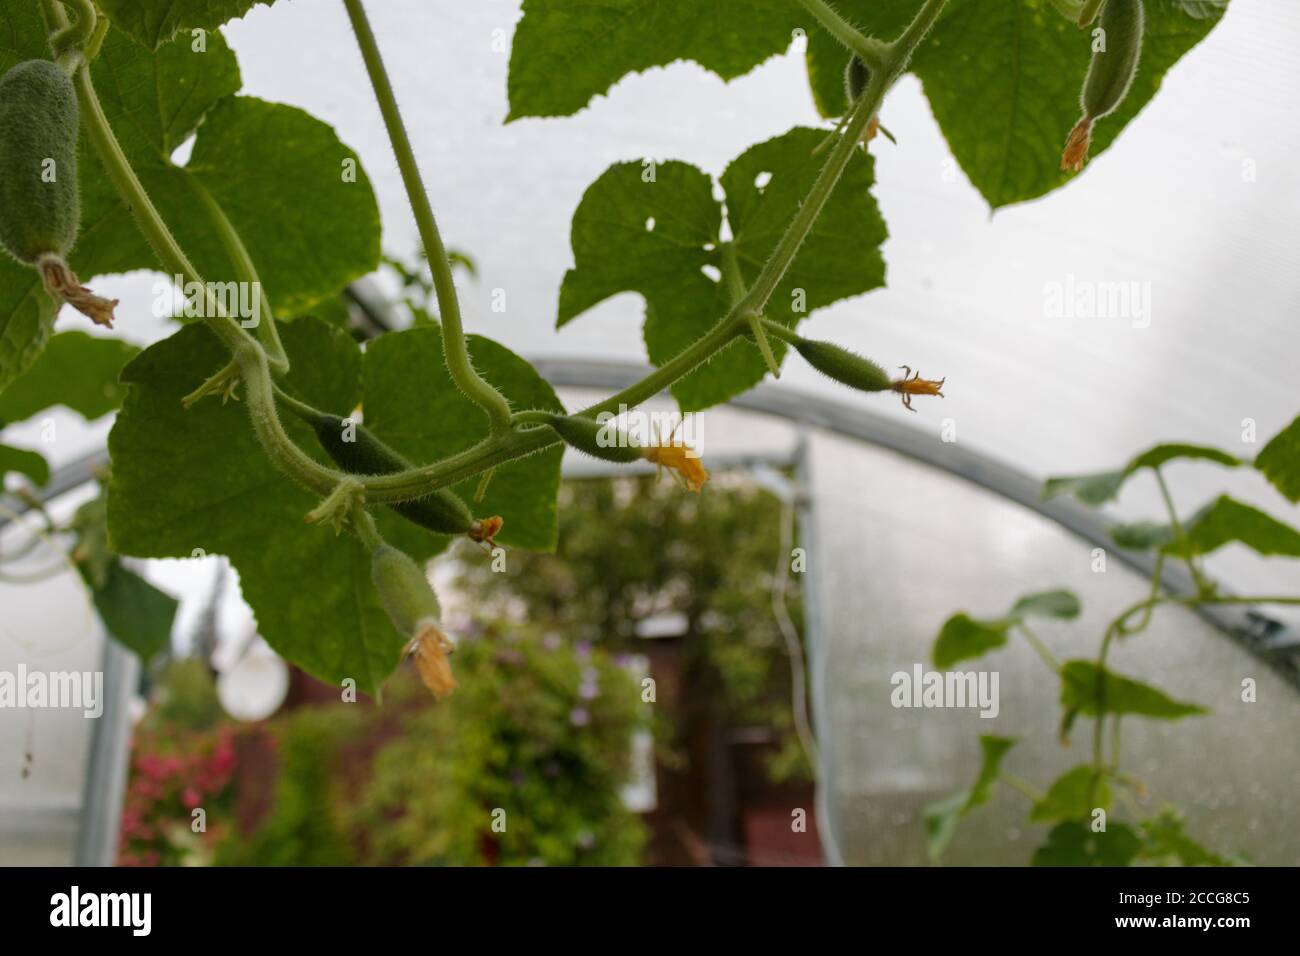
<box><xmin>119</xmin><ymin>474</ymin><xmax>809</xmax><ymax>865</ymax></box>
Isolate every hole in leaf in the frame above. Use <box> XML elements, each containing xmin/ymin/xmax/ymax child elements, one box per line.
<box><xmin>754</xmin><ymin>171</ymin><xmax>773</xmax><ymax>190</ymax></box>
<box><xmin>169</xmin><ymin>134</ymin><xmax>197</xmax><ymax>167</ymax></box>
<box><xmin>645</xmin><ymin>217</ymin><xmax>656</xmax><ymax>231</ymax></box>
<box><xmin>700</xmin><ymin>264</ymin><xmax>722</xmax><ymax>283</ymax></box>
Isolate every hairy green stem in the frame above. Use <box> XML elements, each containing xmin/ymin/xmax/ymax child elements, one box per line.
<box><xmin>188</xmin><ymin>178</ymin><xmax>289</xmax><ymax>374</ymax></box>
<box><xmin>63</xmin><ymin>0</ymin><xmax>947</xmax><ymax>511</ymax></box>
<box><xmin>793</xmin><ymin>0</ymin><xmax>888</xmax><ymax>68</ymax></box>
<box><xmin>721</xmin><ymin>242</ymin><xmax>779</xmax><ymax>378</ymax></box>
<box><xmin>54</xmin><ymin>3</ymin><xmax>345</xmax><ymax>497</ymax></box>
<box><xmin>889</xmin><ymin>0</ymin><xmax>949</xmax><ymax>71</ymax></box>
<box><xmin>342</xmin><ymin>0</ymin><xmax>512</xmax><ymax>433</ymax></box>
<box><xmin>737</xmin><ymin>70</ymin><xmax>884</xmax><ymax>315</ymax></box>
<box><xmin>49</xmin><ymin>0</ymin><xmax>96</xmax><ymax>53</ymax></box>
<box><xmin>351</xmin><ymin>503</ymin><xmax>384</xmax><ymax>551</ymax></box>
<box><xmin>338</xmin><ymin>0</ymin><xmax>947</xmax><ymax>504</ymax></box>
<box><xmin>68</xmin><ymin>61</ymin><xmax>258</xmax><ymax>358</ymax></box>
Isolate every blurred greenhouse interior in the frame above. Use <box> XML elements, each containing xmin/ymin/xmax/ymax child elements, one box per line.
<box><xmin>2</xmin><ymin>0</ymin><xmax>1299</xmax><ymax>868</ymax></box>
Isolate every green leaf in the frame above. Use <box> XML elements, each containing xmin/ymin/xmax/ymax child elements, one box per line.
<box><xmin>967</xmin><ymin>735</ymin><xmax>1018</xmax><ymax>811</ymax></box>
<box><xmin>1127</xmin><ymin>443</ymin><xmax>1241</xmax><ymax>471</ymax></box>
<box><xmin>1032</xmin><ymin>820</ymin><xmax>1142</xmax><ymax>866</ymax></box>
<box><xmin>1060</xmin><ymin>660</ymin><xmax>1207</xmax><ymax>720</ymax></box>
<box><xmin>558</xmin><ymin>128</ymin><xmax>886</xmax><ymax>411</ymax></box>
<box><xmin>107</xmin><ymin>320</ymin><xmax>563</xmax><ymax>693</ymax></box>
<box><xmin>932</xmin><ymin>613</ymin><xmax>1011</xmax><ymax>669</ymax></box>
<box><xmin>924</xmin><ymin>735</ymin><xmax>1017</xmax><ymax>859</ymax></box>
<box><xmin>69</xmin><ymin>494</ymin><xmax>115</xmax><ymax>590</ymax></box>
<box><xmin>0</xmin><ymin>443</ymin><xmax>49</xmax><ymax>486</ymax></box>
<box><xmin>0</xmin><ymin>259</ymin><xmax>58</xmax><ymax>395</ymax></box>
<box><xmin>95</xmin><ymin>0</ymin><xmax>275</xmax><ymax>50</ymax></box>
<box><xmin>1042</xmin><ymin>469</ymin><xmax>1128</xmax><ymax>506</ymax></box>
<box><xmin>1029</xmin><ymin>764</ymin><xmax>1111</xmax><ymax>823</ymax></box>
<box><xmin>179</xmin><ymin>96</ymin><xmax>381</xmax><ymax>314</ymax></box>
<box><xmin>1044</xmin><ymin>443</ymin><xmax>1241</xmax><ymax>505</ymax></box>
<box><xmin>1109</xmin><ymin>520</ymin><xmax>1175</xmax><ymax>551</ymax></box>
<box><xmin>1255</xmin><ymin>414</ymin><xmax>1300</xmax><ymax>503</ymax></box>
<box><xmin>1174</xmin><ymin>495</ymin><xmax>1300</xmax><ymax>558</ymax></box>
<box><xmin>932</xmin><ymin>589</ymin><xmax>1078</xmax><ymax>667</ymax></box>
<box><xmin>87</xmin><ymin>560</ymin><xmax>179</xmax><ymax>663</ymax></box>
<box><xmin>808</xmin><ymin>1</ymin><xmax>1229</xmax><ymax>209</ymax></box>
<box><xmin>507</xmin><ymin>0</ymin><xmax>802</xmax><ymax>120</ymax></box>
<box><xmin>107</xmin><ymin>319</ymin><xmax>433</xmax><ymax>696</ymax></box>
<box><xmin>923</xmin><ymin>791</ymin><xmax>968</xmax><ymax>861</ymax></box>
<box><xmin>361</xmin><ymin>326</ymin><xmax>566</xmax><ymax>553</ymax></box>
<box><xmin>1139</xmin><ymin>808</ymin><xmax>1233</xmax><ymax>867</ymax></box>
<box><xmin>0</xmin><ymin>332</ymin><xmax>139</xmax><ymax>423</ymax></box>
<box><xmin>1011</xmin><ymin>589</ymin><xmax>1081</xmax><ymax>620</ymax></box>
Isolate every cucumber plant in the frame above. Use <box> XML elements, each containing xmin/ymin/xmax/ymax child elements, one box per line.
<box><xmin>927</xmin><ymin>418</ymin><xmax>1300</xmax><ymax>866</ymax></box>
<box><xmin>0</xmin><ymin>0</ymin><xmax>1262</xmax><ymax>742</ymax></box>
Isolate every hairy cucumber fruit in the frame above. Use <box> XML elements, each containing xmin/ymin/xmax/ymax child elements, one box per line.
<box><xmin>370</xmin><ymin>544</ymin><xmax>441</xmax><ymax>637</ymax></box>
<box><xmin>843</xmin><ymin>55</ymin><xmax>870</xmax><ymax>104</ymax></box>
<box><xmin>0</xmin><ymin>60</ymin><xmax>81</xmax><ymax>266</ymax></box>
<box><xmin>1062</xmin><ymin>0</ymin><xmax>1145</xmax><ymax>172</ymax></box>
<box><xmin>792</xmin><ymin>337</ymin><xmax>892</xmax><ymax>393</ymax></box>
<box><xmin>311</xmin><ymin>413</ymin><xmax>477</xmax><ymax>536</ymax></box>
<box><xmin>1082</xmin><ymin>0</ymin><xmax>1144</xmax><ymax>122</ymax></box>
<box><xmin>542</xmin><ymin>413</ymin><xmax>641</xmax><ymax>465</ymax></box>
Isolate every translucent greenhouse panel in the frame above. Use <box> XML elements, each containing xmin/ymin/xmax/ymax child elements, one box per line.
<box><xmin>0</xmin><ymin>557</ymin><xmax>107</xmax><ymax>865</ymax></box>
<box><xmin>804</xmin><ymin>431</ymin><xmax>1300</xmax><ymax>866</ymax></box>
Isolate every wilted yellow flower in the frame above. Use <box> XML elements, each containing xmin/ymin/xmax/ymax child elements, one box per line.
<box><xmin>1061</xmin><ymin>118</ymin><xmax>1093</xmax><ymax>173</ymax></box>
<box><xmin>891</xmin><ymin>366</ymin><xmax>946</xmax><ymax>412</ymax></box>
<box><xmin>468</xmin><ymin>515</ymin><xmax>504</xmax><ymax>547</ymax></box>
<box><xmin>405</xmin><ymin>620</ymin><xmax>457</xmax><ymax>699</ymax></box>
<box><xmin>641</xmin><ymin>443</ymin><xmax>709</xmax><ymax>492</ymax></box>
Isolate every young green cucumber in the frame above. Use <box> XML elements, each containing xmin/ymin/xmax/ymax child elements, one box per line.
<box><xmin>844</xmin><ymin>55</ymin><xmax>870</xmax><ymax>104</ymax></box>
<box><xmin>370</xmin><ymin>544</ymin><xmax>441</xmax><ymax>637</ymax></box>
<box><xmin>0</xmin><ymin>60</ymin><xmax>80</xmax><ymax>265</ymax></box>
<box><xmin>541</xmin><ymin>413</ymin><xmax>642</xmax><ymax>465</ymax></box>
<box><xmin>311</xmin><ymin>413</ymin><xmax>483</xmax><ymax>538</ymax></box>
<box><xmin>1062</xmin><ymin>0</ymin><xmax>1145</xmax><ymax>172</ymax></box>
<box><xmin>0</xmin><ymin>60</ymin><xmax>116</xmax><ymax>326</ymax></box>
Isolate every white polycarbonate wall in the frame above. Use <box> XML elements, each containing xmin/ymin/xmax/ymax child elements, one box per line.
<box><xmin>803</xmin><ymin>430</ymin><xmax>1300</xmax><ymax>866</ymax></box>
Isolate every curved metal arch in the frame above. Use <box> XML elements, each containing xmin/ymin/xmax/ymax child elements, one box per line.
<box><xmin>530</xmin><ymin>357</ymin><xmax>1300</xmax><ymax>691</ymax></box>
<box><xmin>4</xmin><ymin>356</ymin><xmax>1297</xmax><ymax>689</ymax></box>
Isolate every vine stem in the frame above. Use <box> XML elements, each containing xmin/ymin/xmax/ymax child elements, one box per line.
<box><xmin>333</xmin><ymin>0</ymin><xmax>949</xmax><ymax>505</ymax></box>
<box><xmin>64</xmin><ymin>0</ymin><xmax>946</xmax><ymax>510</ymax></box>
<box><xmin>49</xmin><ymin>0</ymin><xmax>96</xmax><ymax>53</ymax></box>
<box><xmin>793</xmin><ymin>0</ymin><xmax>889</xmax><ymax>69</ymax></box>
<box><xmin>1017</xmin><ymin>622</ymin><xmax>1061</xmax><ymax>673</ymax></box>
<box><xmin>188</xmin><ymin>178</ymin><xmax>289</xmax><ymax>375</ymax></box>
<box><xmin>1154</xmin><ymin>468</ymin><xmax>1210</xmax><ymax>594</ymax></box>
<box><xmin>342</xmin><ymin>0</ymin><xmax>513</xmax><ymax>434</ymax></box>
<box><xmin>721</xmin><ymin>242</ymin><xmax>779</xmax><ymax>378</ymax></box>
<box><xmin>1001</xmin><ymin>772</ymin><xmax>1045</xmax><ymax>804</ymax></box>
<box><xmin>50</xmin><ymin>4</ymin><xmax>348</xmax><ymax>499</ymax></box>
<box><xmin>60</xmin><ymin>41</ymin><xmax>259</xmax><ymax>359</ymax></box>
<box><xmin>736</xmin><ymin>68</ymin><xmax>885</xmax><ymax>316</ymax></box>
